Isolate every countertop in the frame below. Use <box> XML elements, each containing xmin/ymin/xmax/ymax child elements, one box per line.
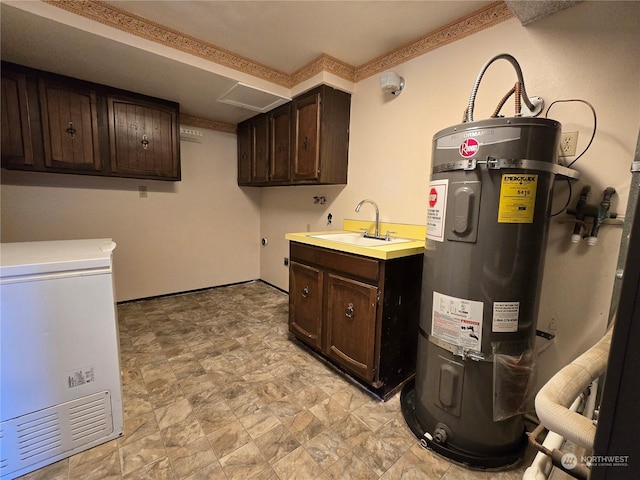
<box><xmin>285</xmin><ymin>220</ymin><xmax>426</xmax><ymax>260</ymax></box>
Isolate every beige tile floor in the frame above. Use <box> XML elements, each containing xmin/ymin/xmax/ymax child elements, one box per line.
<box><xmin>18</xmin><ymin>281</ymin><xmax>539</xmax><ymax>480</ymax></box>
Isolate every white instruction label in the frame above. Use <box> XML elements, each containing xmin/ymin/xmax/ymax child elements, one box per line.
<box><xmin>492</xmin><ymin>302</ymin><xmax>520</xmax><ymax>332</ymax></box>
<box><xmin>432</xmin><ymin>291</ymin><xmax>483</xmax><ymax>351</ymax></box>
<box><xmin>426</xmin><ymin>179</ymin><xmax>449</xmax><ymax>242</ymax></box>
<box><xmin>67</xmin><ymin>366</ymin><xmax>95</xmax><ymax>389</ymax></box>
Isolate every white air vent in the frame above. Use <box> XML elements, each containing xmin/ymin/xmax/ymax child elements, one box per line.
<box><xmin>0</xmin><ymin>392</ymin><xmax>114</xmax><ymax>478</ymax></box>
<box><xmin>217</xmin><ymin>82</ymin><xmax>289</xmax><ymax>112</ymax></box>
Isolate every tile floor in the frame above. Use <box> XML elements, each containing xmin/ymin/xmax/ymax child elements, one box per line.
<box><xmin>18</xmin><ymin>281</ymin><xmax>541</xmax><ymax>480</ymax></box>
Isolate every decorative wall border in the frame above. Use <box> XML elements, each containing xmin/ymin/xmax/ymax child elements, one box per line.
<box><xmin>44</xmin><ymin>0</ymin><xmax>291</xmax><ymax>87</ymax></box>
<box><xmin>355</xmin><ymin>2</ymin><xmax>514</xmax><ymax>81</ymax></box>
<box><xmin>44</xmin><ymin>0</ymin><xmax>513</xmax><ymax>132</ymax></box>
<box><xmin>180</xmin><ymin>114</ymin><xmax>236</xmax><ymax>135</ymax></box>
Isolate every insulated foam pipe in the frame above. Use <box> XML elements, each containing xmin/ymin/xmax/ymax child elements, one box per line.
<box><xmin>534</xmin><ymin>326</ymin><xmax>613</xmax><ymax>449</ymax></box>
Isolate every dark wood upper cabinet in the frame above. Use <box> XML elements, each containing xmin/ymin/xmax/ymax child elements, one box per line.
<box><xmin>39</xmin><ymin>78</ymin><xmax>101</xmax><ymax>172</ymax></box>
<box><xmin>1</xmin><ymin>62</ymin><xmax>180</xmax><ymax>181</ymax></box>
<box><xmin>292</xmin><ymin>85</ymin><xmax>350</xmax><ymax>185</ymax></box>
<box><xmin>1</xmin><ymin>70</ymin><xmax>34</xmax><ymax>168</ymax></box>
<box><xmin>108</xmin><ymin>95</ymin><xmax>179</xmax><ymax>180</ymax></box>
<box><xmin>237</xmin><ymin>84</ymin><xmax>350</xmax><ymax>186</ymax></box>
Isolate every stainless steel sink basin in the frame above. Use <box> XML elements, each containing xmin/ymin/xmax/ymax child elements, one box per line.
<box><xmin>310</xmin><ymin>232</ymin><xmax>412</xmax><ymax>247</ymax></box>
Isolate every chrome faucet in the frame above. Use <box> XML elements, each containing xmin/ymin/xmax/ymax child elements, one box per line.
<box><xmin>355</xmin><ymin>199</ymin><xmax>380</xmax><ymax>238</ymax></box>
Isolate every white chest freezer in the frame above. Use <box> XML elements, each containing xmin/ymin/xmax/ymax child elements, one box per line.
<box><xmin>0</xmin><ymin>239</ymin><xmax>124</xmax><ymax>479</ymax></box>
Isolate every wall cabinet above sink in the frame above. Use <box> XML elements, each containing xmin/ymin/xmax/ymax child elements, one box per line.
<box><xmin>237</xmin><ymin>85</ymin><xmax>350</xmax><ymax>186</ymax></box>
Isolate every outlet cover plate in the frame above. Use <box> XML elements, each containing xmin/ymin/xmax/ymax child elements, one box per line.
<box><xmin>559</xmin><ymin>131</ymin><xmax>579</xmax><ymax>157</ymax></box>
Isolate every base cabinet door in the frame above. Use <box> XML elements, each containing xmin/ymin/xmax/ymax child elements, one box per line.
<box><xmin>289</xmin><ymin>261</ymin><xmax>323</xmax><ymax>349</ymax></box>
<box><xmin>326</xmin><ymin>274</ymin><xmax>378</xmax><ymax>382</ymax></box>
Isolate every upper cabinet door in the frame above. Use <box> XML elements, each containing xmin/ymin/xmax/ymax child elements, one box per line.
<box><xmin>237</xmin><ymin>120</ymin><xmax>252</xmax><ymax>185</ymax></box>
<box><xmin>292</xmin><ymin>91</ymin><xmax>321</xmax><ymax>182</ymax></box>
<box><xmin>1</xmin><ymin>70</ymin><xmax>34</xmax><ymax>168</ymax></box>
<box><xmin>270</xmin><ymin>104</ymin><xmax>291</xmax><ymax>183</ymax></box>
<box><xmin>108</xmin><ymin>96</ymin><xmax>180</xmax><ymax>180</ymax></box>
<box><xmin>251</xmin><ymin>114</ymin><xmax>269</xmax><ymax>183</ymax></box>
<box><xmin>39</xmin><ymin>78</ymin><xmax>101</xmax><ymax>172</ymax></box>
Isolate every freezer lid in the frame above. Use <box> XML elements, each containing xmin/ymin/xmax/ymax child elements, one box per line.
<box><xmin>0</xmin><ymin>239</ymin><xmax>116</xmax><ymax>278</ymax></box>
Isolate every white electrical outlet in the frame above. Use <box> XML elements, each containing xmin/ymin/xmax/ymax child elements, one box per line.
<box><xmin>559</xmin><ymin>131</ymin><xmax>579</xmax><ymax>157</ymax></box>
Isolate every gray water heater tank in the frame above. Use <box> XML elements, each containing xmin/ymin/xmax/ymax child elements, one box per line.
<box><xmin>403</xmin><ymin>116</ymin><xmax>563</xmax><ymax>469</ymax></box>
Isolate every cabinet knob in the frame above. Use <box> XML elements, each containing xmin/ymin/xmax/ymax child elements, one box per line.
<box><xmin>302</xmin><ymin>286</ymin><xmax>309</xmax><ymax>298</ymax></box>
<box><xmin>345</xmin><ymin>303</ymin><xmax>354</xmax><ymax>318</ymax></box>
<box><xmin>303</xmin><ymin>136</ymin><xmax>308</xmax><ymax>151</ymax></box>
<box><xmin>65</xmin><ymin>122</ymin><xmax>76</xmax><ymax>139</ymax></box>
<box><xmin>141</xmin><ymin>134</ymin><xmax>149</xmax><ymax>150</ymax></box>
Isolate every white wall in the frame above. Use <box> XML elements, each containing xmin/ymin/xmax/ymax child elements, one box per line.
<box><xmin>259</xmin><ymin>1</ymin><xmax>640</xmax><ymax>387</ymax></box>
<box><xmin>1</xmin><ymin>129</ymin><xmax>261</xmax><ymax>302</ymax></box>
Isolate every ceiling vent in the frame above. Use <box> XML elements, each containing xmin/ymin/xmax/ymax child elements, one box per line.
<box><xmin>217</xmin><ymin>82</ymin><xmax>290</xmax><ymax>112</ymax></box>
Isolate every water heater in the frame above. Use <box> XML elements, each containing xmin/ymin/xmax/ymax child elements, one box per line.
<box><xmin>402</xmin><ymin>54</ymin><xmax>578</xmax><ymax>469</ymax></box>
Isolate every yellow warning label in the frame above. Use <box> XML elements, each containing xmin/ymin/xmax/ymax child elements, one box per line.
<box><xmin>498</xmin><ymin>174</ymin><xmax>538</xmax><ymax>223</ymax></box>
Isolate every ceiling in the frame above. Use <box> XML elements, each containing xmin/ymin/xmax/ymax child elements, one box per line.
<box><xmin>0</xmin><ymin>1</ymin><xmax>571</xmax><ymax>127</ymax></box>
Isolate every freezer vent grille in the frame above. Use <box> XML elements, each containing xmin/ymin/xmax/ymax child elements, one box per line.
<box><xmin>0</xmin><ymin>391</ymin><xmax>114</xmax><ymax>478</ymax></box>
<box><xmin>0</xmin><ymin>425</ymin><xmax>8</xmax><ymax>472</ymax></box>
<box><xmin>17</xmin><ymin>412</ymin><xmax>63</xmax><ymax>462</ymax></box>
<box><xmin>70</xmin><ymin>396</ymin><xmax>110</xmax><ymax>443</ymax></box>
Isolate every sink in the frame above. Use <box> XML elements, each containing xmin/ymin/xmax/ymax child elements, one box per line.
<box><xmin>310</xmin><ymin>232</ymin><xmax>412</xmax><ymax>247</ymax></box>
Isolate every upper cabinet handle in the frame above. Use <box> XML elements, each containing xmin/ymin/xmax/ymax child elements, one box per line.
<box><xmin>303</xmin><ymin>136</ymin><xmax>308</xmax><ymax>151</ymax></box>
<box><xmin>141</xmin><ymin>134</ymin><xmax>149</xmax><ymax>150</ymax></box>
<box><xmin>345</xmin><ymin>303</ymin><xmax>354</xmax><ymax>318</ymax></box>
<box><xmin>65</xmin><ymin>122</ymin><xmax>76</xmax><ymax>139</ymax></box>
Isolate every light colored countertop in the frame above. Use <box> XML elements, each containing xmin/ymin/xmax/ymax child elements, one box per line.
<box><xmin>285</xmin><ymin>220</ymin><xmax>426</xmax><ymax>260</ymax></box>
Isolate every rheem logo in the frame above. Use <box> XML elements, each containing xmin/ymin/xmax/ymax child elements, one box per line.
<box><xmin>459</xmin><ymin>138</ymin><xmax>479</xmax><ymax>158</ymax></box>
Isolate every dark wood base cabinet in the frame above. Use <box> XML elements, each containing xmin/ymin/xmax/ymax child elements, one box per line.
<box><xmin>288</xmin><ymin>242</ymin><xmax>423</xmax><ymax>400</ymax></box>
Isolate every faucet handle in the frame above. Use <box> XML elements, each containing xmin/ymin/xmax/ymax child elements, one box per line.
<box><xmin>385</xmin><ymin>231</ymin><xmax>397</xmax><ymax>241</ymax></box>
<box><xmin>359</xmin><ymin>228</ymin><xmax>369</xmax><ymax>237</ymax></box>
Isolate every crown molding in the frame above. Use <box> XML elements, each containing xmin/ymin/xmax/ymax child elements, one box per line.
<box><xmin>44</xmin><ymin>0</ymin><xmax>291</xmax><ymax>87</ymax></box>
<box><xmin>355</xmin><ymin>2</ymin><xmax>514</xmax><ymax>81</ymax></box>
<box><xmin>44</xmin><ymin>0</ymin><xmax>513</xmax><ymax>133</ymax></box>
<box><xmin>292</xmin><ymin>54</ymin><xmax>357</xmax><ymax>85</ymax></box>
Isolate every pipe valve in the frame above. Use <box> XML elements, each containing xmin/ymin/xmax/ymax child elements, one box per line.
<box><xmin>567</xmin><ymin>186</ymin><xmax>617</xmax><ymax>246</ymax></box>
